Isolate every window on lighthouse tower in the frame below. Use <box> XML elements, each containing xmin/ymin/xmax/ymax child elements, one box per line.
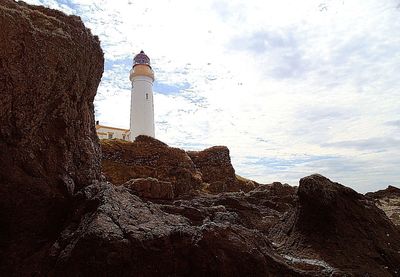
<box><xmin>146</xmin><ymin>93</ymin><xmax>149</xmax><ymax>100</ymax></box>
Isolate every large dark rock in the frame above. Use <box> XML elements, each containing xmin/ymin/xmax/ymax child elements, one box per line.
<box><xmin>0</xmin><ymin>0</ymin><xmax>103</xmax><ymax>274</ymax></box>
<box><xmin>48</xmin><ymin>181</ymin><xmax>307</xmax><ymax>277</ymax></box>
<box><xmin>273</xmin><ymin>174</ymin><xmax>400</xmax><ymax>276</ymax></box>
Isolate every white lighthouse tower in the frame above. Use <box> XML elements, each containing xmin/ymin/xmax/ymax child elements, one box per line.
<box><xmin>129</xmin><ymin>50</ymin><xmax>155</xmax><ymax>140</ymax></box>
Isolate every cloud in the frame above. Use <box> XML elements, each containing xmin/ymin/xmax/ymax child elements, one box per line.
<box><xmin>322</xmin><ymin>137</ymin><xmax>400</xmax><ymax>152</ymax></box>
<box><xmin>22</xmin><ymin>0</ymin><xmax>400</xmax><ymax>192</ymax></box>
<box><xmin>229</xmin><ymin>28</ymin><xmax>308</xmax><ymax>79</ymax></box>
<box><xmin>386</xmin><ymin>120</ymin><xmax>400</xmax><ymax>128</ymax></box>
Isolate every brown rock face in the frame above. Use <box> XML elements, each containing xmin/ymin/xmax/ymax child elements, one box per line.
<box><xmin>101</xmin><ymin>136</ymin><xmax>203</xmax><ymax>196</ymax></box>
<box><xmin>188</xmin><ymin>146</ymin><xmax>236</xmax><ymax>192</ymax></box>
<box><xmin>273</xmin><ymin>174</ymin><xmax>400</xmax><ymax>276</ymax></box>
<box><xmin>188</xmin><ymin>146</ymin><xmax>257</xmax><ymax>193</ymax></box>
<box><xmin>0</xmin><ymin>0</ymin><xmax>103</xmax><ymax>274</ymax></box>
<box><xmin>102</xmin><ymin>139</ymin><xmax>257</xmax><ymax>196</ymax></box>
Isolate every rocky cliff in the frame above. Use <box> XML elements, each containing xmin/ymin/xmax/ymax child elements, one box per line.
<box><xmin>101</xmin><ymin>136</ymin><xmax>203</xmax><ymax>197</ymax></box>
<box><xmin>0</xmin><ymin>0</ymin><xmax>103</xmax><ymax>274</ymax></box>
<box><xmin>1</xmin><ymin>1</ymin><xmax>400</xmax><ymax>276</ymax></box>
<box><xmin>101</xmin><ymin>138</ymin><xmax>257</xmax><ymax>197</ymax></box>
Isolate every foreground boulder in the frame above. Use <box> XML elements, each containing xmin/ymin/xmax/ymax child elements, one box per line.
<box><xmin>49</xmin><ymin>181</ymin><xmax>307</xmax><ymax>276</ymax></box>
<box><xmin>273</xmin><ymin>174</ymin><xmax>400</xmax><ymax>276</ymax></box>
<box><xmin>0</xmin><ymin>0</ymin><xmax>103</xmax><ymax>274</ymax></box>
<box><xmin>48</xmin><ymin>175</ymin><xmax>400</xmax><ymax>276</ymax></box>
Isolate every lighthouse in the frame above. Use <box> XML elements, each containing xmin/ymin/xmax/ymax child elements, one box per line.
<box><xmin>129</xmin><ymin>50</ymin><xmax>155</xmax><ymax>140</ymax></box>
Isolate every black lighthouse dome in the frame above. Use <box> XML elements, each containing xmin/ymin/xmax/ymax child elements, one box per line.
<box><xmin>133</xmin><ymin>50</ymin><xmax>151</xmax><ymax>67</ymax></box>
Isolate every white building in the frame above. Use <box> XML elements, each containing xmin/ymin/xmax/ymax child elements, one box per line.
<box><xmin>95</xmin><ymin>122</ymin><xmax>130</xmax><ymax>141</ymax></box>
<box><xmin>95</xmin><ymin>50</ymin><xmax>155</xmax><ymax>141</ymax></box>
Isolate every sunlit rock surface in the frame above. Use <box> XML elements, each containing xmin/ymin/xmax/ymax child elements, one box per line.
<box><xmin>101</xmin><ymin>136</ymin><xmax>203</xmax><ymax>196</ymax></box>
<box><xmin>101</xmin><ymin>138</ymin><xmax>257</xmax><ymax>196</ymax></box>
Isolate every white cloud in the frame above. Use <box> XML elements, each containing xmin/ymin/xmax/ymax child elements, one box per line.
<box><xmin>23</xmin><ymin>0</ymin><xmax>400</xmax><ymax>192</ymax></box>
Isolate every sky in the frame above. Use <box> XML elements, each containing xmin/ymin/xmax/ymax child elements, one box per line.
<box><xmin>24</xmin><ymin>0</ymin><xmax>400</xmax><ymax>192</ymax></box>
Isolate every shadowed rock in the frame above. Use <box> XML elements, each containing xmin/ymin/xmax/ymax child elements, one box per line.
<box><xmin>0</xmin><ymin>0</ymin><xmax>103</xmax><ymax>274</ymax></box>
<box><xmin>273</xmin><ymin>174</ymin><xmax>400</xmax><ymax>276</ymax></box>
<box><xmin>48</xmin><ymin>181</ymin><xmax>308</xmax><ymax>277</ymax></box>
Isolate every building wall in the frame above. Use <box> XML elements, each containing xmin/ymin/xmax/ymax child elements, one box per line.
<box><xmin>96</xmin><ymin>125</ymin><xmax>130</xmax><ymax>141</ymax></box>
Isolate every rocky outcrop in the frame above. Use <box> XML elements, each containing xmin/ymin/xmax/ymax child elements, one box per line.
<box><xmin>101</xmin><ymin>136</ymin><xmax>203</xmax><ymax>196</ymax></box>
<box><xmin>366</xmin><ymin>185</ymin><xmax>400</xmax><ymax>226</ymax></box>
<box><xmin>101</xmin><ymin>139</ymin><xmax>258</xmax><ymax>196</ymax></box>
<box><xmin>366</xmin><ymin>185</ymin><xmax>400</xmax><ymax>199</ymax></box>
<box><xmin>273</xmin><ymin>174</ymin><xmax>400</xmax><ymax>276</ymax></box>
<box><xmin>188</xmin><ymin>146</ymin><xmax>257</xmax><ymax>193</ymax></box>
<box><xmin>48</xmin><ymin>175</ymin><xmax>400</xmax><ymax>276</ymax></box>
<box><xmin>48</xmin><ymin>181</ymin><xmax>308</xmax><ymax>276</ymax></box>
<box><xmin>187</xmin><ymin>146</ymin><xmax>236</xmax><ymax>192</ymax></box>
<box><xmin>0</xmin><ymin>0</ymin><xmax>103</xmax><ymax>274</ymax></box>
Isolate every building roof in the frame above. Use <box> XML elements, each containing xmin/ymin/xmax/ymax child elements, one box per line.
<box><xmin>95</xmin><ymin>124</ymin><xmax>130</xmax><ymax>132</ymax></box>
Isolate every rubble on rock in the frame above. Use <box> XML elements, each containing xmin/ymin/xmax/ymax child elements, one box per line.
<box><xmin>366</xmin><ymin>185</ymin><xmax>400</xmax><ymax>226</ymax></box>
<box><xmin>123</xmin><ymin>177</ymin><xmax>175</xmax><ymax>199</ymax></box>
